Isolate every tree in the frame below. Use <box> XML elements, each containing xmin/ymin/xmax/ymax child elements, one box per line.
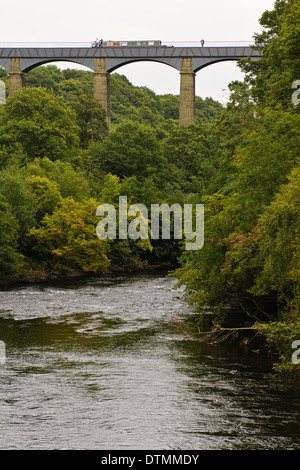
<box><xmin>60</xmin><ymin>78</ymin><xmax>86</xmax><ymax>101</ymax></box>
<box><xmin>92</xmin><ymin>121</ymin><xmax>166</xmax><ymax>182</ymax></box>
<box><xmin>27</xmin><ymin>175</ymin><xmax>63</xmax><ymax>222</ymax></box>
<box><xmin>0</xmin><ymin>168</ymin><xmax>38</xmax><ymax>250</ymax></box>
<box><xmin>0</xmin><ymin>67</ymin><xmax>8</xmax><ymax>81</ymax></box>
<box><xmin>25</xmin><ymin>157</ymin><xmax>92</xmax><ymax>202</ymax></box>
<box><xmin>98</xmin><ymin>173</ymin><xmax>121</xmax><ymax>205</ymax></box>
<box><xmin>29</xmin><ymin>198</ymin><xmax>110</xmax><ymax>275</ymax></box>
<box><xmin>174</xmin><ymin>0</ymin><xmax>300</xmax><ymax>334</ymax></box>
<box><xmin>97</xmin><ymin>173</ymin><xmax>155</xmax><ymax>267</ymax></box>
<box><xmin>162</xmin><ymin>124</ymin><xmax>223</xmax><ymax>195</ymax></box>
<box><xmin>240</xmin><ymin>0</ymin><xmax>300</xmax><ymax>110</ymax></box>
<box><xmin>0</xmin><ymin>87</ymin><xmax>80</xmax><ymax>162</ymax></box>
<box><xmin>26</xmin><ymin>66</ymin><xmax>63</xmax><ymax>93</ymax></box>
<box><xmin>21</xmin><ymin>66</ymin><xmax>223</xmax><ymax>128</ymax></box>
<box><xmin>62</xmin><ymin>68</ymin><xmax>94</xmax><ymax>96</ymax></box>
<box><xmin>68</xmin><ymin>94</ymin><xmax>108</xmax><ymax>147</ymax></box>
<box><xmin>195</xmin><ymin>96</ymin><xmax>223</xmax><ymax>124</ymax></box>
<box><xmin>251</xmin><ymin>167</ymin><xmax>300</xmax><ymax>314</ymax></box>
<box><xmin>0</xmin><ymin>193</ymin><xmax>23</xmax><ymax>274</ymax></box>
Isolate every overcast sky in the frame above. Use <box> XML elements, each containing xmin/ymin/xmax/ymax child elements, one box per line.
<box><xmin>1</xmin><ymin>0</ymin><xmax>276</xmax><ymax>103</ymax></box>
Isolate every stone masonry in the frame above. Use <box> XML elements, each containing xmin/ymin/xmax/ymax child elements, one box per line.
<box><xmin>1</xmin><ymin>45</ymin><xmax>260</xmax><ymax>126</ymax></box>
<box><xmin>94</xmin><ymin>58</ymin><xmax>111</xmax><ymax>127</ymax></box>
<box><xmin>8</xmin><ymin>58</ymin><xmax>26</xmax><ymax>96</ymax></box>
<box><xmin>179</xmin><ymin>58</ymin><xmax>195</xmax><ymax>125</ymax></box>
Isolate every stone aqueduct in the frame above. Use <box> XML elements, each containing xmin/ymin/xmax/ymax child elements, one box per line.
<box><xmin>0</xmin><ymin>44</ymin><xmax>260</xmax><ymax>125</ymax></box>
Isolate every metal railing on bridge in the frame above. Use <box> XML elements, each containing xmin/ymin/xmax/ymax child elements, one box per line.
<box><xmin>0</xmin><ymin>41</ymin><xmax>255</xmax><ymax>49</ymax></box>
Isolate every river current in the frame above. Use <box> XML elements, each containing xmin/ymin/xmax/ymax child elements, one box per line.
<box><xmin>0</xmin><ymin>271</ymin><xmax>299</xmax><ymax>450</ymax></box>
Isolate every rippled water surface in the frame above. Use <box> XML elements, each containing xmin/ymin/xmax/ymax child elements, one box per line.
<box><xmin>0</xmin><ymin>272</ymin><xmax>299</xmax><ymax>449</ymax></box>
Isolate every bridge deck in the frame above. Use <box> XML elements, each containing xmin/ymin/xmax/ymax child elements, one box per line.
<box><xmin>0</xmin><ymin>45</ymin><xmax>260</xmax><ymax>73</ymax></box>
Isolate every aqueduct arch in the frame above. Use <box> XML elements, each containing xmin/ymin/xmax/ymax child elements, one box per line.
<box><xmin>0</xmin><ymin>45</ymin><xmax>260</xmax><ymax>126</ymax></box>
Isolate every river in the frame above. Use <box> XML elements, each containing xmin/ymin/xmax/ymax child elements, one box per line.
<box><xmin>0</xmin><ymin>271</ymin><xmax>299</xmax><ymax>450</ymax></box>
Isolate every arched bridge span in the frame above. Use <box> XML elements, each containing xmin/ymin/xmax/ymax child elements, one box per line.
<box><xmin>0</xmin><ymin>45</ymin><xmax>260</xmax><ymax>125</ymax></box>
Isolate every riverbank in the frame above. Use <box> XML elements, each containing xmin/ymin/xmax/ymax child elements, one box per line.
<box><xmin>0</xmin><ymin>261</ymin><xmax>175</xmax><ymax>287</ymax></box>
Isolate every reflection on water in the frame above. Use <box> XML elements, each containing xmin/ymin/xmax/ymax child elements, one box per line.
<box><xmin>0</xmin><ymin>272</ymin><xmax>300</xmax><ymax>450</ymax></box>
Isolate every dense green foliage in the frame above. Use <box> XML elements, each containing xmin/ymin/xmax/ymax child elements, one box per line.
<box><xmin>24</xmin><ymin>66</ymin><xmax>223</xmax><ymax>128</ymax></box>
<box><xmin>173</xmin><ymin>0</ymin><xmax>300</xmax><ymax>376</ymax></box>
<box><xmin>0</xmin><ymin>61</ymin><xmax>222</xmax><ymax>278</ymax></box>
<box><xmin>0</xmin><ymin>0</ymin><xmax>299</xmax><ymax>377</ymax></box>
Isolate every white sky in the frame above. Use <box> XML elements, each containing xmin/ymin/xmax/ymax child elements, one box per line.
<box><xmin>1</xmin><ymin>0</ymin><xmax>276</xmax><ymax>103</ymax></box>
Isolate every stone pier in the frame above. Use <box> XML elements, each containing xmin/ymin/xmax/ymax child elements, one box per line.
<box><xmin>94</xmin><ymin>58</ymin><xmax>111</xmax><ymax>127</ymax></box>
<box><xmin>8</xmin><ymin>58</ymin><xmax>26</xmax><ymax>96</ymax></box>
<box><xmin>0</xmin><ymin>45</ymin><xmax>260</xmax><ymax>126</ymax></box>
<box><xmin>179</xmin><ymin>58</ymin><xmax>195</xmax><ymax>125</ymax></box>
